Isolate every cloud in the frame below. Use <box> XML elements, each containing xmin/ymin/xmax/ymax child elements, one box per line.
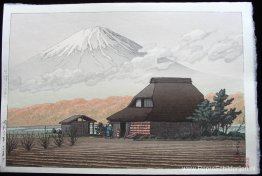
<box><xmin>175</xmin><ymin>30</ymin><xmax>243</xmax><ymax>64</ymax></box>
<box><xmin>181</xmin><ymin>29</ymin><xmax>212</xmax><ymax>44</ymax></box>
<box><xmin>208</xmin><ymin>36</ymin><xmax>243</xmax><ymax>63</ymax></box>
<box><xmin>176</xmin><ymin>45</ymin><xmax>207</xmax><ymax>64</ymax></box>
<box><xmin>18</xmin><ymin>69</ymin><xmax>85</xmax><ymax>92</ymax></box>
<box><xmin>17</xmin><ymin>68</ymin><xmax>107</xmax><ymax>92</ymax></box>
<box><xmin>9</xmin><ymin>76</ymin><xmax>22</xmax><ymax>91</ymax></box>
<box><xmin>174</xmin><ymin>30</ymin><xmax>212</xmax><ymax>63</ymax></box>
<box><xmin>10</xmin><ymin>30</ymin><xmax>243</xmax><ymax>93</ymax></box>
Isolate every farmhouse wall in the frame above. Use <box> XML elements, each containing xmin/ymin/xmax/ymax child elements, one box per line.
<box><xmin>62</xmin><ymin>121</ymin><xmax>90</xmax><ymax>136</ymax></box>
<box><xmin>129</xmin><ymin>122</ymin><xmax>150</xmax><ymax>135</ymax></box>
<box><xmin>150</xmin><ymin>122</ymin><xmax>200</xmax><ymax>137</ymax></box>
<box><xmin>72</xmin><ymin>121</ymin><xmax>89</xmax><ymax>136</ymax></box>
<box><xmin>112</xmin><ymin>121</ymin><xmax>200</xmax><ymax>138</ymax></box>
<box><xmin>61</xmin><ymin>124</ymin><xmax>71</xmax><ymax>134</ymax></box>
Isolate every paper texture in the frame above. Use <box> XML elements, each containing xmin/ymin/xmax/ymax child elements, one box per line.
<box><xmin>0</xmin><ymin>2</ymin><xmax>259</xmax><ymax>174</ymax></box>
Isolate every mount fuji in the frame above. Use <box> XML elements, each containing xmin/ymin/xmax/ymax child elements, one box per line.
<box><xmin>9</xmin><ymin>26</ymin><xmax>145</xmax><ymax>91</ymax></box>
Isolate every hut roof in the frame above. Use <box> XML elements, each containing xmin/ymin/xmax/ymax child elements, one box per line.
<box><xmin>107</xmin><ymin>77</ymin><xmax>204</xmax><ymax>122</ymax></box>
<box><xmin>59</xmin><ymin>115</ymin><xmax>96</xmax><ymax>124</ymax></box>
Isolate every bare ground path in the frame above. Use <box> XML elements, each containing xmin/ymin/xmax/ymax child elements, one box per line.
<box><xmin>7</xmin><ymin>137</ymin><xmax>246</xmax><ymax>168</ymax></box>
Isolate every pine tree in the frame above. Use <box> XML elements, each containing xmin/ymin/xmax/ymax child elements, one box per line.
<box><xmin>222</xmin><ymin>108</ymin><xmax>242</xmax><ymax>134</ymax></box>
<box><xmin>212</xmin><ymin>89</ymin><xmax>241</xmax><ymax>134</ymax></box>
<box><xmin>189</xmin><ymin>89</ymin><xmax>242</xmax><ymax>136</ymax></box>
<box><xmin>188</xmin><ymin>100</ymin><xmax>213</xmax><ymax>135</ymax></box>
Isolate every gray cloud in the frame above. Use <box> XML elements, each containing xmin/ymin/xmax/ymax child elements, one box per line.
<box><xmin>10</xmin><ymin>30</ymin><xmax>243</xmax><ymax>93</ymax></box>
<box><xmin>174</xmin><ymin>30</ymin><xmax>212</xmax><ymax>63</ymax></box>
<box><xmin>181</xmin><ymin>29</ymin><xmax>212</xmax><ymax>44</ymax></box>
<box><xmin>175</xmin><ymin>30</ymin><xmax>243</xmax><ymax>64</ymax></box>
<box><xmin>208</xmin><ymin>36</ymin><xmax>243</xmax><ymax>63</ymax></box>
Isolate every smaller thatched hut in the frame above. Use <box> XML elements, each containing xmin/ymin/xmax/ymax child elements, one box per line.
<box><xmin>59</xmin><ymin>115</ymin><xmax>96</xmax><ymax>136</ymax></box>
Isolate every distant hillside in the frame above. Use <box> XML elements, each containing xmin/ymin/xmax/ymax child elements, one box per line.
<box><xmin>205</xmin><ymin>92</ymin><xmax>245</xmax><ymax>124</ymax></box>
<box><xmin>7</xmin><ymin>96</ymin><xmax>133</xmax><ymax>127</ymax></box>
<box><xmin>7</xmin><ymin>92</ymin><xmax>244</xmax><ymax>127</ymax></box>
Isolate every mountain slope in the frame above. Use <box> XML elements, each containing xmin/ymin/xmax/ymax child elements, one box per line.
<box><xmin>7</xmin><ymin>96</ymin><xmax>133</xmax><ymax>127</ymax></box>
<box><xmin>9</xmin><ymin>26</ymin><xmax>144</xmax><ymax>92</ymax></box>
<box><xmin>7</xmin><ymin>93</ymin><xmax>244</xmax><ymax>127</ymax></box>
<box><xmin>42</xmin><ymin>26</ymin><xmax>142</xmax><ymax>59</ymax></box>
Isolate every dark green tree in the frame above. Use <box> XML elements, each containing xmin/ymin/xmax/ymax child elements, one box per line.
<box><xmin>187</xmin><ymin>100</ymin><xmax>213</xmax><ymax>135</ymax></box>
<box><xmin>52</xmin><ymin>128</ymin><xmax>57</xmax><ymax>134</ymax></box>
<box><xmin>222</xmin><ymin>108</ymin><xmax>242</xmax><ymax>134</ymax></box>
<box><xmin>212</xmin><ymin>89</ymin><xmax>241</xmax><ymax>134</ymax></box>
<box><xmin>95</xmin><ymin>122</ymin><xmax>105</xmax><ymax>136</ymax></box>
<box><xmin>189</xmin><ymin>89</ymin><xmax>242</xmax><ymax>136</ymax></box>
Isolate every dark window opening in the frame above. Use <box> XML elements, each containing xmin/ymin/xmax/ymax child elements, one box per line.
<box><xmin>120</xmin><ymin>122</ymin><xmax>126</xmax><ymax>137</ymax></box>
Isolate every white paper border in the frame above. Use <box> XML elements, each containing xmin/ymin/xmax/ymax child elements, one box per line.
<box><xmin>0</xmin><ymin>2</ymin><xmax>259</xmax><ymax>174</ymax></box>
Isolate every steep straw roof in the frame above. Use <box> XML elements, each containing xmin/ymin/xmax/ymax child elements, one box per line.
<box><xmin>107</xmin><ymin>77</ymin><xmax>204</xmax><ymax>122</ymax></box>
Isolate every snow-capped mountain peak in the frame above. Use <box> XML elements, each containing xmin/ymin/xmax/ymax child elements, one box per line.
<box><xmin>41</xmin><ymin>26</ymin><xmax>142</xmax><ymax>59</ymax></box>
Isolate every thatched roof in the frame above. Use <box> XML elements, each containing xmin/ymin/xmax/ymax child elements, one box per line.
<box><xmin>59</xmin><ymin>115</ymin><xmax>96</xmax><ymax>124</ymax></box>
<box><xmin>107</xmin><ymin>77</ymin><xmax>204</xmax><ymax>122</ymax></box>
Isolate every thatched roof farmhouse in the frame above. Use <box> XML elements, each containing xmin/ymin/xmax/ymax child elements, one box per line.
<box><xmin>107</xmin><ymin>77</ymin><xmax>204</xmax><ymax>138</ymax></box>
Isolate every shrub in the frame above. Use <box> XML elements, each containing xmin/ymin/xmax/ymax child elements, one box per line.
<box><xmin>190</xmin><ymin>133</ymin><xmax>200</xmax><ymax>140</ymax></box>
<box><xmin>227</xmin><ymin>131</ymin><xmax>245</xmax><ymax>139</ymax></box>
<box><xmin>148</xmin><ymin>135</ymin><xmax>156</xmax><ymax>139</ymax></box>
<box><xmin>52</xmin><ymin>128</ymin><xmax>57</xmax><ymax>134</ymax></box>
<box><xmin>201</xmin><ymin>130</ymin><xmax>211</xmax><ymax>137</ymax></box>
<box><xmin>57</xmin><ymin>129</ymin><xmax>62</xmax><ymax>134</ymax></box>
<box><xmin>38</xmin><ymin>126</ymin><xmax>51</xmax><ymax>149</ymax></box>
<box><xmin>6</xmin><ymin>133</ymin><xmax>19</xmax><ymax>155</ymax></box>
<box><xmin>133</xmin><ymin>134</ymin><xmax>144</xmax><ymax>140</ymax></box>
<box><xmin>212</xmin><ymin>129</ymin><xmax>226</xmax><ymax>136</ymax></box>
<box><xmin>38</xmin><ymin>132</ymin><xmax>51</xmax><ymax>149</ymax></box>
<box><xmin>68</xmin><ymin>126</ymin><xmax>78</xmax><ymax>146</ymax></box>
<box><xmin>133</xmin><ymin>134</ymin><xmax>156</xmax><ymax>140</ymax></box>
<box><xmin>53</xmin><ymin>133</ymin><xmax>64</xmax><ymax>147</ymax></box>
<box><xmin>21</xmin><ymin>133</ymin><xmax>35</xmax><ymax>151</ymax></box>
<box><xmin>201</xmin><ymin>135</ymin><xmax>227</xmax><ymax>141</ymax></box>
<box><xmin>95</xmin><ymin>122</ymin><xmax>105</xmax><ymax>136</ymax></box>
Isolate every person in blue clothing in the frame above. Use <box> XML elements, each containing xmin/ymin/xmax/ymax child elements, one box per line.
<box><xmin>108</xmin><ymin>124</ymin><xmax>113</xmax><ymax>138</ymax></box>
<box><xmin>105</xmin><ymin>124</ymin><xmax>113</xmax><ymax>138</ymax></box>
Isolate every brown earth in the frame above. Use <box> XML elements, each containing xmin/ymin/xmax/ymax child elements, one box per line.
<box><xmin>7</xmin><ymin>137</ymin><xmax>246</xmax><ymax>168</ymax></box>
<box><xmin>7</xmin><ymin>92</ymin><xmax>244</xmax><ymax>127</ymax></box>
<box><xmin>7</xmin><ymin>96</ymin><xmax>133</xmax><ymax>127</ymax></box>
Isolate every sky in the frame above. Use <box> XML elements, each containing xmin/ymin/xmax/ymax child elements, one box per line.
<box><xmin>8</xmin><ymin>11</ymin><xmax>244</xmax><ymax>108</ymax></box>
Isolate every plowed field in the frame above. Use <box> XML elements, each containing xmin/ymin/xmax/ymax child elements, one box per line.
<box><xmin>6</xmin><ymin>137</ymin><xmax>246</xmax><ymax>168</ymax></box>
